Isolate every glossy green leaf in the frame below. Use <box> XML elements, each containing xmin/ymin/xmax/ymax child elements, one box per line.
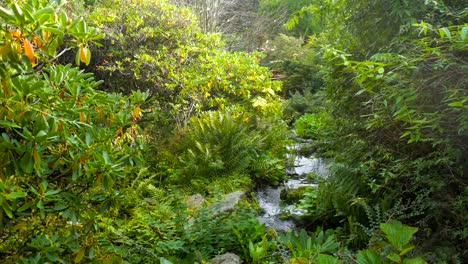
<box><xmin>380</xmin><ymin>220</ymin><xmax>418</xmax><ymax>251</ymax></box>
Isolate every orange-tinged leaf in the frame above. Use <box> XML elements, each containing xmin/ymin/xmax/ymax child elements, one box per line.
<box><xmin>133</xmin><ymin>105</ymin><xmax>141</xmax><ymax>120</ymax></box>
<box><xmin>44</xmin><ymin>30</ymin><xmax>50</xmax><ymax>42</ymax></box>
<box><xmin>23</xmin><ymin>38</ymin><xmax>35</xmax><ymax>65</ymax></box>
<box><xmin>80</xmin><ymin>111</ymin><xmax>86</xmax><ymax>122</ymax></box>
<box><xmin>96</xmin><ymin>173</ymin><xmax>102</xmax><ymax>185</ymax></box>
<box><xmin>79</xmin><ymin>46</ymin><xmax>87</xmax><ymax>64</ymax></box>
<box><xmin>11</xmin><ymin>30</ymin><xmax>21</xmax><ymax>39</ymax></box>
<box><xmin>33</xmin><ymin>35</ymin><xmax>43</xmax><ymax>48</ymax></box>
<box><xmin>80</xmin><ymin>155</ymin><xmax>87</xmax><ymax>164</ymax></box>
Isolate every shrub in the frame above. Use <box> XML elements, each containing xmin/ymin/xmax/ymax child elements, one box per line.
<box><xmin>0</xmin><ymin>1</ymin><xmax>146</xmax><ymax>261</ymax></box>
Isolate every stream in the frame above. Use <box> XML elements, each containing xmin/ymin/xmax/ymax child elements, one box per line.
<box><xmin>256</xmin><ymin>143</ymin><xmax>330</xmax><ymax>231</ymax></box>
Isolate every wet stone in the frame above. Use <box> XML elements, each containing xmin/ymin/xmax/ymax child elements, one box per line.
<box><xmin>210</xmin><ymin>253</ymin><xmax>242</xmax><ymax>264</ymax></box>
<box><xmin>186</xmin><ymin>193</ymin><xmax>206</xmax><ymax>208</ymax></box>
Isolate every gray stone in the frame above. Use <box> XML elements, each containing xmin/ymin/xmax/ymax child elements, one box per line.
<box><xmin>210</xmin><ymin>253</ymin><xmax>242</xmax><ymax>264</ymax></box>
<box><xmin>186</xmin><ymin>193</ymin><xmax>206</xmax><ymax>208</ymax></box>
<box><xmin>210</xmin><ymin>190</ymin><xmax>245</xmax><ymax>213</ymax></box>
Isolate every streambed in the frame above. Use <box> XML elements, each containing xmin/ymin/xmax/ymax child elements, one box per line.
<box><xmin>256</xmin><ymin>144</ymin><xmax>330</xmax><ymax>231</ymax></box>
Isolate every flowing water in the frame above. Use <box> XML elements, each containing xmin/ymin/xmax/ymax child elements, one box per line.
<box><xmin>256</xmin><ymin>144</ymin><xmax>330</xmax><ymax>231</ymax></box>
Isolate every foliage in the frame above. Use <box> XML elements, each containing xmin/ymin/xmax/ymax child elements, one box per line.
<box><xmin>178</xmin><ymin>111</ymin><xmax>287</xmax><ymax>185</ymax></box>
<box><xmin>85</xmin><ymin>0</ymin><xmax>283</xmax><ymax>129</ymax></box>
<box><xmin>284</xmin><ymin>0</ymin><xmax>467</xmax><ymax>260</ymax></box>
<box><xmin>357</xmin><ymin>220</ymin><xmax>426</xmax><ymax>264</ymax></box>
<box><xmin>294</xmin><ymin>111</ymin><xmax>330</xmax><ymax>139</ymax></box>
<box><xmin>278</xmin><ymin>228</ymin><xmax>341</xmax><ymax>263</ymax></box>
<box><xmin>0</xmin><ymin>0</ymin><xmax>147</xmax><ymax>262</ymax></box>
<box><xmin>261</xmin><ymin>33</ymin><xmax>323</xmax><ymax>99</ymax></box>
<box><xmin>98</xmin><ymin>185</ymin><xmax>273</xmax><ymax>263</ymax></box>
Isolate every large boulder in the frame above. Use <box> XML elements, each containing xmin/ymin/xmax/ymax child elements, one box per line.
<box><xmin>210</xmin><ymin>191</ymin><xmax>245</xmax><ymax>213</ymax></box>
<box><xmin>210</xmin><ymin>253</ymin><xmax>242</xmax><ymax>264</ymax></box>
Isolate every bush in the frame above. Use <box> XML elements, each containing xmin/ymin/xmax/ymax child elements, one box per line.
<box><xmin>0</xmin><ymin>1</ymin><xmax>146</xmax><ymax>261</ymax></box>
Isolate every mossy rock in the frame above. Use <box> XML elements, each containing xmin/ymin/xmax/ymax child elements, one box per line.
<box><xmin>280</xmin><ymin>186</ymin><xmax>310</xmax><ymax>204</ymax></box>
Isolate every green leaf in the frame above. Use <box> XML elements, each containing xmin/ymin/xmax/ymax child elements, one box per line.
<box><xmin>33</xmin><ymin>7</ymin><xmax>54</xmax><ymax>20</ymax></box>
<box><xmin>438</xmin><ymin>27</ymin><xmax>451</xmax><ymax>39</ymax></box>
<box><xmin>380</xmin><ymin>220</ymin><xmax>418</xmax><ymax>251</ymax></box>
<box><xmin>74</xmin><ymin>247</ymin><xmax>86</xmax><ymax>263</ymax></box>
<box><xmin>317</xmin><ymin>254</ymin><xmax>340</xmax><ymax>264</ymax></box>
<box><xmin>0</xmin><ymin>7</ymin><xmax>15</xmax><ymax>21</ymax></box>
<box><xmin>85</xmin><ymin>46</ymin><xmax>91</xmax><ymax>66</ymax></box>
<box><xmin>36</xmin><ymin>200</ymin><xmax>44</xmax><ymax>210</ymax></box>
<box><xmin>5</xmin><ymin>192</ymin><xmax>27</xmax><ymax>199</ymax></box>
<box><xmin>448</xmin><ymin>101</ymin><xmax>464</xmax><ymax>107</ymax></box>
<box><xmin>461</xmin><ymin>26</ymin><xmax>468</xmax><ymax>40</ymax></box>
<box><xmin>400</xmin><ymin>245</ymin><xmax>415</xmax><ymax>256</ymax></box>
<box><xmin>387</xmin><ymin>252</ymin><xmax>401</xmax><ymax>262</ymax></box>
<box><xmin>17</xmin><ymin>201</ymin><xmax>34</xmax><ymax>212</ymax></box>
<box><xmin>41</xmin><ymin>27</ymin><xmax>64</xmax><ymax>36</ymax></box>
<box><xmin>75</xmin><ymin>49</ymin><xmax>80</xmax><ymax>66</ymax></box>
<box><xmin>0</xmin><ymin>120</ymin><xmax>20</xmax><ymax>129</ymax></box>
<box><xmin>35</xmin><ymin>130</ymin><xmax>48</xmax><ymax>141</ymax></box>
<box><xmin>2</xmin><ymin>201</ymin><xmax>13</xmax><ymax>218</ymax></box>
<box><xmin>356</xmin><ymin>249</ymin><xmax>382</xmax><ymax>264</ymax></box>
<box><xmin>159</xmin><ymin>257</ymin><xmax>174</xmax><ymax>264</ymax></box>
<box><xmin>11</xmin><ymin>4</ymin><xmax>24</xmax><ymax>22</ymax></box>
<box><xmin>403</xmin><ymin>257</ymin><xmax>427</xmax><ymax>264</ymax></box>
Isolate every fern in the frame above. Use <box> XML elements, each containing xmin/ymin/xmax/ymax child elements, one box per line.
<box><xmin>331</xmin><ymin>163</ymin><xmax>363</xmax><ymax>197</ymax></box>
<box><xmin>180</xmin><ymin>111</ymin><xmax>261</xmax><ymax>179</ymax></box>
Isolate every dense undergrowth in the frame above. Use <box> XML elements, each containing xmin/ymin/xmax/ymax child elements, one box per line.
<box><xmin>0</xmin><ymin>0</ymin><xmax>466</xmax><ymax>263</ymax></box>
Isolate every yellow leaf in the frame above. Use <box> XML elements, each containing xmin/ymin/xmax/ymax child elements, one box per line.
<box><xmin>15</xmin><ymin>41</ymin><xmax>22</xmax><ymax>54</ymax></box>
<box><xmin>133</xmin><ymin>105</ymin><xmax>141</xmax><ymax>120</ymax></box>
<box><xmin>80</xmin><ymin>112</ymin><xmax>86</xmax><ymax>122</ymax></box>
<box><xmin>23</xmin><ymin>38</ymin><xmax>35</xmax><ymax>65</ymax></box>
<box><xmin>79</xmin><ymin>46</ymin><xmax>87</xmax><ymax>64</ymax></box>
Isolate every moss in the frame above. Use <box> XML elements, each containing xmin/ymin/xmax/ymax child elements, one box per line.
<box><xmin>280</xmin><ymin>186</ymin><xmax>310</xmax><ymax>204</ymax></box>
